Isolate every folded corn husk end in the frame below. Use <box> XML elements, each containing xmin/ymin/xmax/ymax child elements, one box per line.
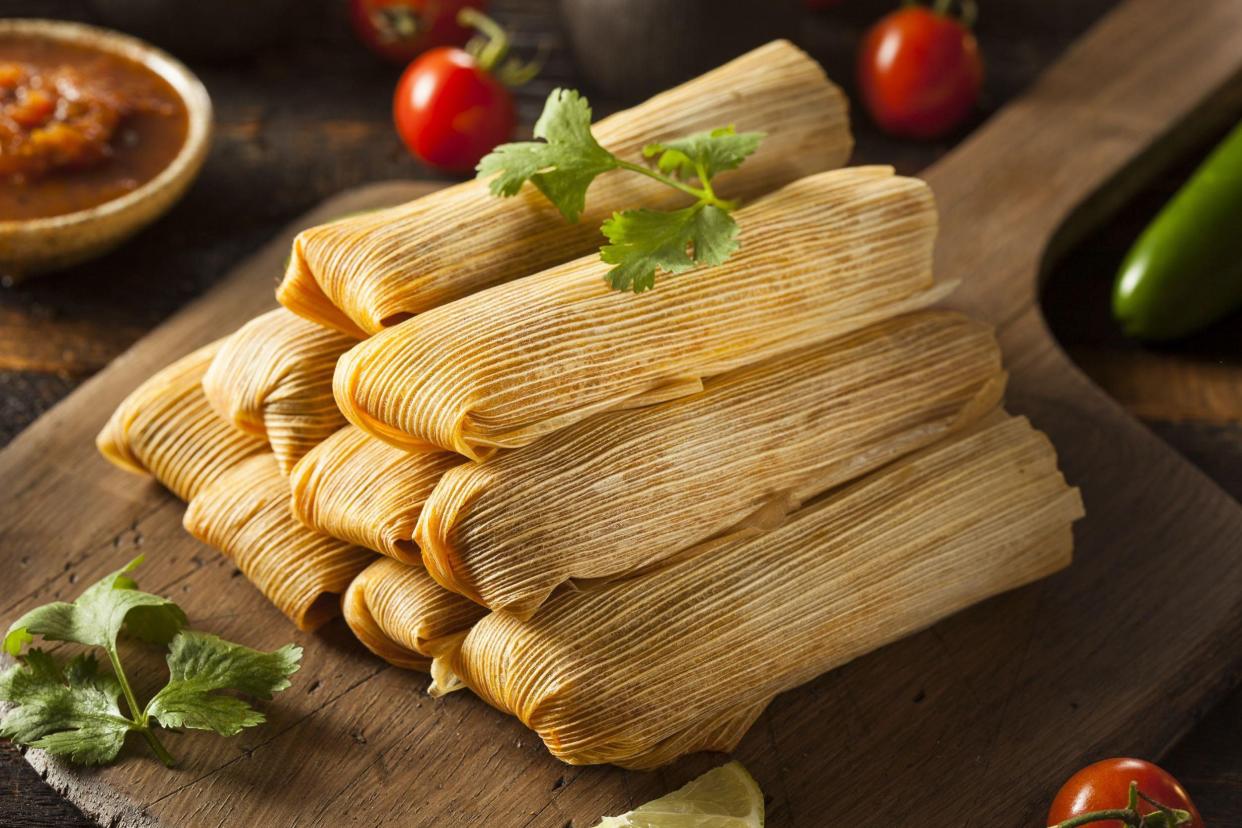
<box><xmin>413</xmin><ymin>461</ymin><xmax>520</xmax><ymax>613</ymax></box>
<box><xmin>96</xmin><ymin>342</ymin><xmax>221</xmax><ymax>479</ymax></box>
<box><xmin>290</xmin><ymin>425</ymin><xmax>458</xmax><ymax>564</ymax></box>
<box><xmin>340</xmin><ymin>557</ymin><xmax>486</xmax><ymax>674</ymax></box>
<box><xmin>96</xmin><ymin>412</ymin><xmax>147</xmax><ymax>479</ymax></box>
<box><xmin>428</xmin><ymin>643</ymin><xmax>469</xmax><ymax>698</ymax></box>
<box><xmin>183</xmin><ymin>453</ymin><xmax>375</xmax><ymax>632</ymax></box>
<box><xmin>96</xmin><ymin>342</ymin><xmax>268</xmax><ymax>501</ymax></box>
<box><xmin>330</xmin><ymin>342</ymin><xmax>453</xmax><ymax>456</ymax></box>
<box><xmin>202</xmin><ymin>308</ymin><xmax>359</xmax><ymax>476</ymax></box>
<box><xmin>342</xmin><ymin>566</ymin><xmax>431</xmax><ymax>671</ymax></box>
<box><xmin>278</xmin><ymin>232</ymin><xmax>370</xmax><ymax>339</ymax></box>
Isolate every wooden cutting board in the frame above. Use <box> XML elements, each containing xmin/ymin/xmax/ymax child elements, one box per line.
<box><xmin>3</xmin><ymin>0</ymin><xmax>1242</xmax><ymax>824</ymax></box>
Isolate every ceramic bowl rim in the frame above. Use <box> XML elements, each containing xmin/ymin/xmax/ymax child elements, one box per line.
<box><xmin>0</xmin><ymin>18</ymin><xmax>213</xmax><ymax>233</ymax></box>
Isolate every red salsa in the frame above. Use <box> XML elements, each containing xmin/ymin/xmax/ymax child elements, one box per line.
<box><xmin>0</xmin><ymin>36</ymin><xmax>189</xmax><ymax>221</ymax></box>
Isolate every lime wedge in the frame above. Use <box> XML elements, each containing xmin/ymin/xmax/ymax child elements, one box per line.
<box><xmin>593</xmin><ymin>761</ymin><xmax>764</xmax><ymax>828</ymax></box>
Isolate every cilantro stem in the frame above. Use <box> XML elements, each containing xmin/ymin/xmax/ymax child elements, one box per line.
<box><xmin>106</xmin><ymin>647</ymin><xmax>141</xmax><ymax>722</ymax></box>
<box><xmin>614</xmin><ymin>159</ymin><xmax>738</xmax><ymax>211</ymax></box>
<box><xmin>139</xmin><ymin>726</ymin><xmax>176</xmax><ymax>768</ymax></box>
<box><xmin>694</xmin><ymin>161</ymin><xmax>717</xmax><ymax>202</ymax></box>
<box><xmin>106</xmin><ymin>645</ymin><xmax>176</xmax><ymax>767</ymax></box>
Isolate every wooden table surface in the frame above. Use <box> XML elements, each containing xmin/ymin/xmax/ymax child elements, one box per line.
<box><xmin>2</xmin><ymin>0</ymin><xmax>1239</xmax><ymax>824</ymax></box>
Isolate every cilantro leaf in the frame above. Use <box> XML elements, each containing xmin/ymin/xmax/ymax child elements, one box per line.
<box><xmin>146</xmin><ymin>632</ymin><xmax>302</xmax><ymax>737</ymax></box>
<box><xmin>0</xmin><ymin>651</ymin><xmax>132</xmax><ymax>765</ymax></box>
<box><xmin>477</xmin><ymin>86</ymin><xmax>765</xmax><ymax>294</ymax></box>
<box><xmin>3</xmin><ymin>556</ymin><xmax>186</xmax><ymax>657</ymax></box>
<box><xmin>642</xmin><ymin>126</ymin><xmax>765</xmax><ymax>183</ymax></box>
<box><xmin>600</xmin><ymin>204</ymin><xmax>739</xmax><ymax>292</ymax></box>
<box><xmin>1</xmin><ymin>558</ymin><xmax>302</xmax><ymax>768</ymax></box>
<box><xmin>476</xmin><ymin>88</ymin><xmax>618</xmax><ymax>222</ymax></box>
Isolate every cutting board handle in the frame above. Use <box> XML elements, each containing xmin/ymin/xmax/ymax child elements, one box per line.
<box><xmin>930</xmin><ymin>0</ymin><xmax>1242</xmax><ymax>325</ymax></box>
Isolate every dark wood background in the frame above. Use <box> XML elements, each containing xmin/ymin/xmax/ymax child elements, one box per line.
<box><xmin>2</xmin><ymin>0</ymin><xmax>1239</xmax><ymax>824</ymax></box>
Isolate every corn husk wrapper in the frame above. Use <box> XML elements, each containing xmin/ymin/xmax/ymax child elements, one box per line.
<box><xmin>183</xmin><ymin>453</ymin><xmax>375</xmax><ymax>631</ymax></box>
<box><xmin>342</xmin><ymin>557</ymin><xmax>486</xmax><ymax>675</ymax></box>
<box><xmin>450</xmin><ymin>415</ymin><xmax>1084</xmax><ymax>768</ymax></box>
<box><xmin>334</xmin><ymin>167</ymin><xmax>949</xmax><ymax>460</ymax></box>
<box><xmin>417</xmin><ymin>311</ymin><xmax>1005</xmax><ymax>618</ymax></box>
<box><xmin>97</xmin><ymin>342</ymin><xmax>267</xmax><ymax>501</ymax></box>
<box><xmin>202</xmin><ymin>308</ymin><xmax>357</xmax><ymax>475</ymax></box>
<box><xmin>277</xmin><ymin>40</ymin><xmax>852</xmax><ymax>337</ymax></box>
<box><xmin>290</xmin><ymin>425</ymin><xmax>458</xmax><ymax>563</ymax></box>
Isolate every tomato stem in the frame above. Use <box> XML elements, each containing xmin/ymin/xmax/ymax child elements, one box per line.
<box><xmin>495</xmin><ymin>42</ymin><xmax>547</xmax><ymax>88</ymax></box>
<box><xmin>459</xmin><ymin>8</ymin><xmax>509</xmax><ymax>72</ymax></box>
<box><xmin>1052</xmin><ymin>809</ymin><xmax>1143</xmax><ymax>827</ymax></box>
<box><xmin>459</xmin><ymin>8</ymin><xmax>543</xmax><ymax>88</ymax></box>
<box><xmin>929</xmin><ymin>0</ymin><xmax>978</xmax><ymax>27</ymax></box>
<box><xmin>1048</xmin><ymin>781</ymin><xmax>1193</xmax><ymax>828</ymax></box>
<box><xmin>959</xmin><ymin>0</ymin><xmax>978</xmax><ymax>28</ymax></box>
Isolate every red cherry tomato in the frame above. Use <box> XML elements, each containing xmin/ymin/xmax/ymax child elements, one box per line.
<box><xmin>857</xmin><ymin>4</ymin><xmax>983</xmax><ymax>139</ymax></box>
<box><xmin>1047</xmin><ymin>758</ymin><xmax>1204</xmax><ymax>828</ymax></box>
<box><xmin>393</xmin><ymin>47</ymin><xmax>515</xmax><ymax>172</ymax></box>
<box><xmin>350</xmin><ymin>0</ymin><xmax>486</xmax><ymax>64</ymax></box>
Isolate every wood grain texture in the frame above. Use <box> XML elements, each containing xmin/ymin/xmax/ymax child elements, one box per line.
<box><xmin>2</xmin><ymin>2</ymin><xmax>1242</xmax><ymax>827</ymax></box>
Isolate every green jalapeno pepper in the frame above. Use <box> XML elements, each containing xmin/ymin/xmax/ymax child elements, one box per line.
<box><xmin>1112</xmin><ymin>120</ymin><xmax>1242</xmax><ymax>340</ymax></box>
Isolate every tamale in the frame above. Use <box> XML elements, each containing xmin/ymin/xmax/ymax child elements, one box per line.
<box><xmin>335</xmin><ymin>167</ymin><xmax>949</xmax><ymax>459</ymax></box>
<box><xmin>417</xmin><ymin>311</ymin><xmax>1005</xmax><ymax>618</ymax></box>
<box><xmin>289</xmin><ymin>425</ymin><xmax>458</xmax><ymax>563</ymax></box>
<box><xmin>97</xmin><ymin>342</ymin><xmax>267</xmax><ymax>501</ymax></box>
<box><xmin>450</xmin><ymin>415</ymin><xmax>1084</xmax><ymax>768</ymax></box>
<box><xmin>202</xmin><ymin>308</ymin><xmax>356</xmax><ymax>475</ymax></box>
<box><xmin>341</xmin><ymin>557</ymin><xmax>486</xmax><ymax>673</ymax></box>
<box><xmin>278</xmin><ymin>40</ymin><xmax>852</xmax><ymax>337</ymax></box>
<box><xmin>183</xmin><ymin>453</ymin><xmax>375</xmax><ymax>631</ymax></box>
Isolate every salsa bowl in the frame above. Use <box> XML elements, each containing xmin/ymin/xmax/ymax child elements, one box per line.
<box><xmin>0</xmin><ymin>19</ymin><xmax>212</xmax><ymax>284</ymax></box>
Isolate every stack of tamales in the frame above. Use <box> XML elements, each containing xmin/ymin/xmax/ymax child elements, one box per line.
<box><xmin>97</xmin><ymin>40</ymin><xmax>1083</xmax><ymax>769</ymax></box>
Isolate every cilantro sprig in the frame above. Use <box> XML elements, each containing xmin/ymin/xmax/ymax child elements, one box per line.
<box><xmin>1</xmin><ymin>557</ymin><xmax>301</xmax><ymax>767</ymax></box>
<box><xmin>477</xmin><ymin>89</ymin><xmax>764</xmax><ymax>292</ymax></box>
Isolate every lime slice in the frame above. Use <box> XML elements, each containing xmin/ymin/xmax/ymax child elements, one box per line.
<box><xmin>593</xmin><ymin>761</ymin><xmax>764</xmax><ymax>828</ymax></box>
